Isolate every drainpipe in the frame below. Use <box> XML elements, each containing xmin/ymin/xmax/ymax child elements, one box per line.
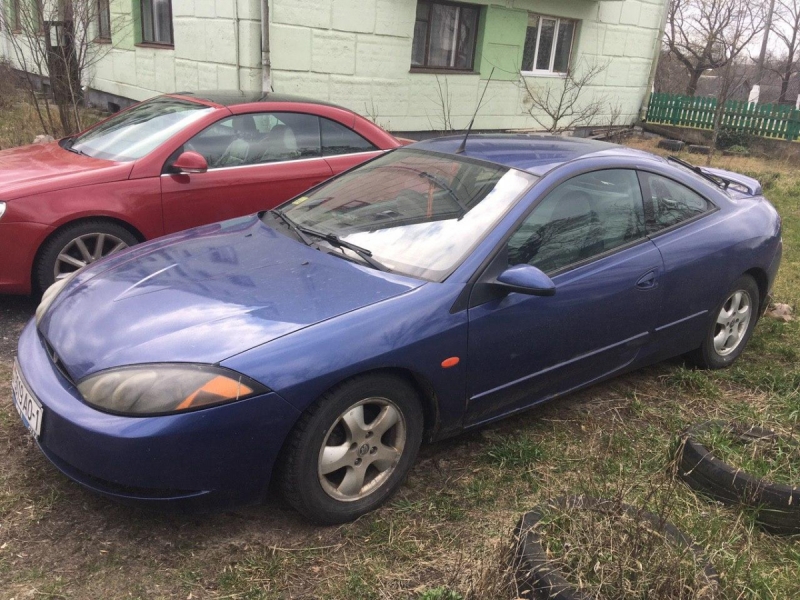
<box><xmin>261</xmin><ymin>0</ymin><xmax>271</xmax><ymax>92</ymax></box>
<box><xmin>639</xmin><ymin>0</ymin><xmax>670</xmax><ymax>121</ymax></box>
<box><xmin>234</xmin><ymin>0</ymin><xmax>241</xmax><ymax>91</ymax></box>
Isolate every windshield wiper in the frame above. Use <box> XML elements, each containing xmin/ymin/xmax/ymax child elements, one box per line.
<box><xmin>666</xmin><ymin>156</ymin><xmax>726</xmax><ymax>189</ymax></box>
<box><xmin>418</xmin><ymin>171</ymin><xmax>468</xmax><ymax>217</ymax></box>
<box><xmin>270</xmin><ymin>209</ymin><xmax>313</xmax><ymax>246</ymax></box>
<box><xmin>62</xmin><ymin>137</ymin><xmax>90</xmax><ymax>157</ymax></box>
<box><xmin>296</xmin><ymin>225</ymin><xmax>391</xmax><ymax>272</ymax></box>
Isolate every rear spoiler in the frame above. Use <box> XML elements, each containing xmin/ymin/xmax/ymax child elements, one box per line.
<box><xmin>697</xmin><ymin>167</ymin><xmax>762</xmax><ymax>196</ymax></box>
<box><xmin>667</xmin><ymin>156</ymin><xmax>762</xmax><ymax>196</ymax></box>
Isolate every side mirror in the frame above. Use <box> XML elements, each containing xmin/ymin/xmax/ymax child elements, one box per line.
<box><xmin>494</xmin><ymin>264</ymin><xmax>555</xmax><ymax>296</ymax></box>
<box><xmin>172</xmin><ymin>151</ymin><xmax>208</xmax><ymax>174</ymax></box>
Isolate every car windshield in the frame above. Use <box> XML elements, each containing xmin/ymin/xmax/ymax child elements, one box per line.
<box><xmin>68</xmin><ymin>97</ymin><xmax>214</xmax><ymax>161</ymax></box>
<box><xmin>278</xmin><ymin>149</ymin><xmax>538</xmax><ymax>281</ymax></box>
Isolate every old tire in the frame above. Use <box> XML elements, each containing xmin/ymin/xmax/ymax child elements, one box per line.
<box><xmin>687</xmin><ymin>275</ymin><xmax>760</xmax><ymax>369</ymax></box>
<box><xmin>34</xmin><ymin>220</ymin><xmax>138</xmax><ymax>293</ymax></box>
<box><xmin>657</xmin><ymin>139</ymin><xmax>685</xmax><ymax>152</ymax></box>
<box><xmin>278</xmin><ymin>374</ymin><xmax>423</xmax><ymax>525</ymax></box>
<box><xmin>677</xmin><ymin>422</ymin><xmax>800</xmax><ymax>535</ymax></box>
<box><xmin>514</xmin><ymin>496</ymin><xmax>718</xmax><ymax>600</ymax></box>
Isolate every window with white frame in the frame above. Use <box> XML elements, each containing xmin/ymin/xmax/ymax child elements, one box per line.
<box><xmin>521</xmin><ymin>14</ymin><xmax>576</xmax><ymax>74</ymax></box>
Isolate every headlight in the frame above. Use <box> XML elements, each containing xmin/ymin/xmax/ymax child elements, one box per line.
<box><xmin>35</xmin><ymin>270</ymin><xmax>79</xmax><ymax>325</ymax></box>
<box><xmin>0</xmin><ymin>202</ymin><xmax>6</xmax><ymax>220</ymax></box>
<box><xmin>77</xmin><ymin>363</ymin><xmax>269</xmax><ymax>416</ymax></box>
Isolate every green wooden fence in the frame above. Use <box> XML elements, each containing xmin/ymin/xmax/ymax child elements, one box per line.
<box><xmin>645</xmin><ymin>92</ymin><xmax>800</xmax><ymax>142</ymax></box>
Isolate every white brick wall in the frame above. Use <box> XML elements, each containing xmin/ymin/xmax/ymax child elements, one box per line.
<box><xmin>0</xmin><ymin>0</ymin><xmax>668</xmax><ymax>131</ymax></box>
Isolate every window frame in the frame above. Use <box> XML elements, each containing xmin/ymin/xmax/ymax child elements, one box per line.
<box><xmin>96</xmin><ymin>0</ymin><xmax>111</xmax><ymax>42</ymax></box>
<box><xmin>636</xmin><ymin>169</ymin><xmax>718</xmax><ymax>239</ymax></box>
<box><xmin>521</xmin><ymin>13</ymin><xmax>576</xmax><ymax>77</ymax></box>
<box><xmin>139</xmin><ymin>0</ymin><xmax>173</xmax><ymax>47</ymax></box>
<box><xmin>410</xmin><ymin>0</ymin><xmax>480</xmax><ymax>73</ymax></box>
<box><xmin>505</xmin><ymin>168</ymin><xmax>650</xmax><ymax>277</ymax></box>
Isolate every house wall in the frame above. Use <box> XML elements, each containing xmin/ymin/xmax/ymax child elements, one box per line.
<box><xmin>86</xmin><ymin>0</ymin><xmax>262</xmax><ymax>101</ymax></box>
<box><xmin>0</xmin><ymin>0</ymin><xmax>667</xmax><ymax>132</ymax></box>
<box><xmin>269</xmin><ymin>0</ymin><xmax>667</xmax><ymax>132</ymax></box>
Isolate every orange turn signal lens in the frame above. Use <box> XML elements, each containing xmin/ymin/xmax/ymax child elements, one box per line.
<box><xmin>176</xmin><ymin>376</ymin><xmax>255</xmax><ymax>411</ymax></box>
<box><xmin>441</xmin><ymin>357</ymin><xmax>460</xmax><ymax>368</ymax></box>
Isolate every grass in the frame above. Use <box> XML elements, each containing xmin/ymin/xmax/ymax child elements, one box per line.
<box><xmin>0</xmin><ymin>135</ymin><xmax>799</xmax><ymax>598</ymax></box>
<box><xmin>530</xmin><ymin>498</ymin><xmax>716</xmax><ymax>599</ymax></box>
<box><xmin>0</xmin><ymin>63</ymin><xmax>106</xmax><ymax>150</ymax></box>
<box><xmin>695</xmin><ymin>423</ymin><xmax>800</xmax><ymax>486</ymax></box>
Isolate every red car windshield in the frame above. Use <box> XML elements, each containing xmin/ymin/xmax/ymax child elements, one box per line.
<box><xmin>69</xmin><ymin>97</ymin><xmax>214</xmax><ymax>162</ymax></box>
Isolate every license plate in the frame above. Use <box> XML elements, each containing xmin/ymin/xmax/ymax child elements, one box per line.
<box><xmin>11</xmin><ymin>359</ymin><xmax>43</xmax><ymax>438</ymax></box>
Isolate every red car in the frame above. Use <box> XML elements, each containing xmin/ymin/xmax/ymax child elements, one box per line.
<box><xmin>0</xmin><ymin>91</ymin><xmax>404</xmax><ymax>295</ymax></box>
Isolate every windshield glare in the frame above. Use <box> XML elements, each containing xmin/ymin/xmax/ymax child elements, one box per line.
<box><xmin>70</xmin><ymin>97</ymin><xmax>214</xmax><ymax>161</ymax></box>
<box><xmin>281</xmin><ymin>149</ymin><xmax>538</xmax><ymax>280</ymax></box>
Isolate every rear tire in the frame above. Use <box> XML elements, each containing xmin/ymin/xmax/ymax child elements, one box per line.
<box><xmin>278</xmin><ymin>374</ymin><xmax>423</xmax><ymax>525</ymax></box>
<box><xmin>687</xmin><ymin>275</ymin><xmax>759</xmax><ymax>369</ymax></box>
<box><xmin>34</xmin><ymin>220</ymin><xmax>138</xmax><ymax>293</ymax></box>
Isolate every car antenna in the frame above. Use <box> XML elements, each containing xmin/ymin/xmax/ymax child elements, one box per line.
<box><xmin>456</xmin><ymin>67</ymin><xmax>494</xmax><ymax>155</ymax></box>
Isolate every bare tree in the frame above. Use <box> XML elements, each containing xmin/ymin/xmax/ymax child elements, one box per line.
<box><xmin>707</xmin><ymin>57</ymin><xmax>750</xmax><ymax>164</ymax></box>
<box><xmin>665</xmin><ymin>0</ymin><xmax>764</xmax><ymax>96</ymax></box>
<box><xmin>0</xmin><ymin>0</ymin><xmax>126</xmax><ymax>135</ymax></box>
<box><xmin>427</xmin><ymin>75</ymin><xmax>454</xmax><ymax>133</ymax></box>
<box><xmin>604</xmin><ymin>101</ymin><xmax>626</xmax><ymax>140</ymax></box>
<box><xmin>654</xmin><ymin>50</ymin><xmax>691</xmax><ymax>94</ymax></box>
<box><xmin>520</xmin><ymin>62</ymin><xmax>607</xmax><ymax>133</ymax></box>
<box><xmin>768</xmin><ymin>0</ymin><xmax>800</xmax><ymax>103</ymax></box>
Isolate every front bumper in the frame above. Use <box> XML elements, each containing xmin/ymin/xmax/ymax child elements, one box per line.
<box><xmin>0</xmin><ymin>222</ymin><xmax>52</xmax><ymax>295</ymax></box>
<box><xmin>15</xmin><ymin>320</ymin><xmax>300</xmax><ymax>508</ymax></box>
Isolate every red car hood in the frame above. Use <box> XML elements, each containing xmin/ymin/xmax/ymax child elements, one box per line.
<box><xmin>0</xmin><ymin>141</ymin><xmax>132</xmax><ymax>199</ymax></box>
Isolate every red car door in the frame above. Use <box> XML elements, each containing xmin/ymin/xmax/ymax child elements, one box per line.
<box><xmin>160</xmin><ymin>112</ymin><xmax>333</xmax><ymax>233</ymax></box>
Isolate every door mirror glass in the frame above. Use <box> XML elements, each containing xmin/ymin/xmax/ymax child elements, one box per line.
<box><xmin>495</xmin><ymin>264</ymin><xmax>555</xmax><ymax>296</ymax></box>
<box><xmin>172</xmin><ymin>151</ymin><xmax>208</xmax><ymax>174</ymax></box>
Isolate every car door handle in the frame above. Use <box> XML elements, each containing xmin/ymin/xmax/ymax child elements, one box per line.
<box><xmin>636</xmin><ymin>270</ymin><xmax>658</xmax><ymax>289</ymax></box>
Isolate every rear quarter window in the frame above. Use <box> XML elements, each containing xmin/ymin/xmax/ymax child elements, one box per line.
<box><xmin>638</xmin><ymin>172</ymin><xmax>712</xmax><ymax>233</ymax></box>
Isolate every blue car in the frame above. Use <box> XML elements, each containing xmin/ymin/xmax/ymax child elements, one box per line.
<box><xmin>12</xmin><ymin>136</ymin><xmax>782</xmax><ymax>523</ymax></box>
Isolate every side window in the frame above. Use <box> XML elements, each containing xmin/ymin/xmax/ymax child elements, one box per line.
<box><xmin>320</xmin><ymin>118</ymin><xmax>377</xmax><ymax>156</ymax></box>
<box><xmin>508</xmin><ymin>170</ymin><xmax>646</xmax><ymax>273</ymax></box>
<box><xmin>638</xmin><ymin>172</ymin><xmax>711</xmax><ymax>233</ymax></box>
<box><xmin>263</xmin><ymin>113</ymin><xmax>321</xmax><ymax>163</ymax></box>
<box><xmin>184</xmin><ymin>112</ymin><xmax>322</xmax><ymax>169</ymax></box>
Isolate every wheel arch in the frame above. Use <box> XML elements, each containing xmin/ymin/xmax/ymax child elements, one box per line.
<box><xmin>31</xmin><ymin>216</ymin><xmax>146</xmax><ymax>290</ymax></box>
<box><xmin>744</xmin><ymin>267</ymin><xmax>769</xmax><ymax>311</ymax></box>
<box><xmin>332</xmin><ymin>367</ymin><xmax>441</xmax><ymax>441</ymax></box>
<box><xmin>282</xmin><ymin>366</ymin><xmax>443</xmax><ymax>447</ymax></box>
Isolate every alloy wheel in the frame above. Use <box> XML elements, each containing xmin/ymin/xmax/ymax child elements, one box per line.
<box><xmin>317</xmin><ymin>397</ymin><xmax>407</xmax><ymax>501</ymax></box>
<box><xmin>54</xmin><ymin>233</ymin><xmax>129</xmax><ymax>280</ymax></box>
<box><xmin>714</xmin><ymin>290</ymin><xmax>752</xmax><ymax>356</ymax></box>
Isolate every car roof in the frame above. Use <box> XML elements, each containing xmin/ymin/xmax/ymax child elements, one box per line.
<box><xmin>172</xmin><ymin>90</ymin><xmax>349</xmax><ymax>111</ymax></box>
<box><xmin>409</xmin><ymin>134</ymin><xmax>660</xmax><ymax>176</ymax></box>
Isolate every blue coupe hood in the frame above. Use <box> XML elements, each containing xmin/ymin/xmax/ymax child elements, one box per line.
<box><xmin>39</xmin><ymin>216</ymin><xmax>422</xmax><ymax>381</ymax></box>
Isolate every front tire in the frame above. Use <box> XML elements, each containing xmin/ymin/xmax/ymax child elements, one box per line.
<box><xmin>278</xmin><ymin>374</ymin><xmax>423</xmax><ymax>525</ymax></box>
<box><xmin>688</xmin><ymin>275</ymin><xmax>760</xmax><ymax>369</ymax></box>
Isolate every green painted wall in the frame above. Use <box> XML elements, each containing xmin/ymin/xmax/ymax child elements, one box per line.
<box><xmin>476</xmin><ymin>5</ymin><xmax>529</xmax><ymax>81</ymax></box>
